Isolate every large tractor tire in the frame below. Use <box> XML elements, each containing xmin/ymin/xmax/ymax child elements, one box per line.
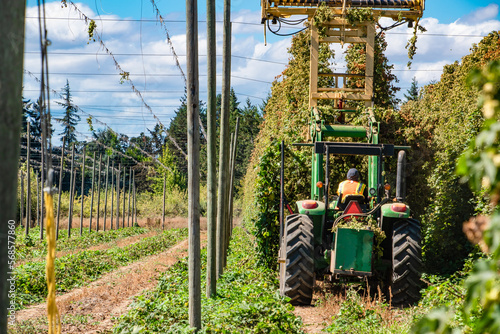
<box><xmin>279</xmin><ymin>214</ymin><xmax>315</xmax><ymax>305</ymax></box>
<box><xmin>391</xmin><ymin>218</ymin><xmax>423</xmax><ymax>307</ymax></box>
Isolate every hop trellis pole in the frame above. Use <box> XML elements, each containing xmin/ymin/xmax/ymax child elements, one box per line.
<box><xmin>80</xmin><ymin>146</ymin><xmax>86</xmax><ymax>236</ymax></box>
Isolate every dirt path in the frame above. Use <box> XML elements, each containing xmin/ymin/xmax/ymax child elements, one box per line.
<box><xmin>294</xmin><ymin>305</ymin><xmax>329</xmax><ymax>333</ymax></box>
<box><xmin>293</xmin><ymin>282</ymin><xmax>340</xmax><ymax>334</ymax></box>
<box><xmin>12</xmin><ymin>232</ymin><xmax>206</xmax><ymax>333</ymax></box>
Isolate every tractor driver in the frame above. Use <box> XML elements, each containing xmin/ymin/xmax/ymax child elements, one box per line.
<box><xmin>337</xmin><ymin>168</ymin><xmax>369</xmax><ymax>207</ymax></box>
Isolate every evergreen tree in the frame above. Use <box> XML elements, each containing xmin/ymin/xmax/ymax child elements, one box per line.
<box><xmin>55</xmin><ymin>80</ymin><xmax>80</xmax><ymax>145</ymax></box>
<box><xmin>404</xmin><ymin>77</ymin><xmax>419</xmax><ymax>102</ymax></box>
<box><xmin>166</xmin><ymin>96</ymin><xmax>189</xmax><ymax>181</ymax></box>
<box><xmin>231</xmin><ymin>97</ymin><xmax>263</xmax><ymax>192</ymax></box>
<box><xmin>22</xmin><ymin>97</ymin><xmax>43</xmax><ymax>139</ymax></box>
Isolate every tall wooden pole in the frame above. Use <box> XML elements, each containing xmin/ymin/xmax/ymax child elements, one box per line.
<box><xmin>68</xmin><ymin>143</ymin><xmax>75</xmax><ymax>238</ymax></box>
<box><xmin>116</xmin><ymin>164</ymin><xmax>120</xmax><ymax>229</ymax></box>
<box><xmin>20</xmin><ymin>171</ymin><xmax>24</xmax><ymax>227</ymax></box>
<box><xmin>79</xmin><ymin>146</ymin><xmax>86</xmax><ymax>236</ymax></box>
<box><xmin>127</xmin><ymin>167</ymin><xmax>132</xmax><ymax>227</ymax></box>
<box><xmin>69</xmin><ymin>170</ymin><xmax>76</xmax><ymax>238</ymax></box>
<box><xmin>162</xmin><ymin>173</ymin><xmax>166</xmax><ymax>230</ymax></box>
<box><xmin>96</xmin><ymin>154</ymin><xmax>102</xmax><ymax>231</ymax></box>
<box><xmin>216</xmin><ymin>0</ymin><xmax>232</xmax><ymax>276</ymax></box>
<box><xmin>225</xmin><ymin>132</ymin><xmax>234</xmax><ymax>261</ymax></box>
<box><xmin>206</xmin><ymin>0</ymin><xmax>217</xmax><ymax>298</ymax></box>
<box><xmin>40</xmin><ymin>132</ymin><xmax>45</xmax><ymax>241</ymax></box>
<box><xmin>89</xmin><ymin>152</ymin><xmax>96</xmax><ymax>232</ymax></box>
<box><xmin>228</xmin><ymin>117</ymin><xmax>240</xmax><ymax>233</ymax></box>
<box><xmin>103</xmin><ymin>156</ymin><xmax>110</xmax><ymax>231</ymax></box>
<box><xmin>133</xmin><ymin>170</ymin><xmax>136</xmax><ymax>225</ymax></box>
<box><xmin>26</xmin><ymin>123</ymin><xmax>31</xmax><ymax>235</ymax></box>
<box><xmin>36</xmin><ymin>174</ymin><xmax>40</xmax><ymax>228</ymax></box>
<box><xmin>122</xmin><ymin>166</ymin><xmax>126</xmax><ymax>228</ymax></box>
<box><xmin>0</xmin><ymin>2</ymin><xmax>25</xmax><ymax>328</ymax></box>
<box><xmin>110</xmin><ymin>162</ymin><xmax>114</xmax><ymax>230</ymax></box>
<box><xmin>186</xmin><ymin>0</ymin><xmax>201</xmax><ymax>328</ymax></box>
<box><xmin>56</xmin><ymin>138</ymin><xmax>65</xmax><ymax>239</ymax></box>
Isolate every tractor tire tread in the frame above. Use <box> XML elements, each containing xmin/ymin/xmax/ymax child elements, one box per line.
<box><xmin>391</xmin><ymin>218</ymin><xmax>423</xmax><ymax>307</ymax></box>
<box><xmin>279</xmin><ymin>214</ymin><xmax>315</xmax><ymax>305</ymax></box>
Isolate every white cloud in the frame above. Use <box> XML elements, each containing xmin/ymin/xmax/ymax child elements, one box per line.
<box><xmin>379</xmin><ymin>15</ymin><xmax>500</xmax><ymax>96</ymax></box>
<box><xmin>458</xmin><ymin>4</ymin><xmax>499</xmax><ymax>24</ymax></box>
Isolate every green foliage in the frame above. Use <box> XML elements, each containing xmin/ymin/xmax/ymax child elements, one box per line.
<box><xmin>345</xmin><ymin>32</ymin><xmax>400</xmax><ymax>108</ymax></box>
<box><xmin>13</xmin><ymin>228</ymin><xmax>187</xmax><ymax>310</ymax></box>
<box><xmin>150</xmin><ymin>145</ymin><xmax>185</xmax><ymax>194</ymax></box>
<box><xmin>345</xmin><ymin>8</ymin><xmax>374</xmax><ymax>25</ymax></box>
<box><xmin>406</xmin><ymin>21</ymin><xmax>427</xmax><ymax>68</ymax></box>
<box><xmin>87</xmin><ymin>19</ymin><xmax>97</xmax><ymax>42</ymax></box>
<box><xmin>412</xmin><ymin>60</ymin><xmax>500</xmax><ymax>334</ymax></box>
<box><xmin>250</xmin><ymin>142</ymin><xmax>311</xmax><ymax>269</ymax></box>
<box><xmin>113</xmin><ymin>227</ymin><xmax>304</xmax><ymax>333</ymax></box>
<box><xmin>325</xmin><ymin>288</ymin><xmax>407</xmax><ymax>334</ymax></box>
<box><xmin>135</xmin><ymin>187</ymin><xmax>193</xmax><ymax>218</ymax></box>
<box><xmin>404</xmin><ymin>77</ymin><xmax>420</xmax><ymax>102</ymax></box>
<box><xmin>15</xmin><ymin>225</ymin><xmax>148</xmax><ymax>262</ymax></box>
<box><xmin>396</xmin><ymin>32</ymin><xmax>500</xmax><ymax>273</ymax></box>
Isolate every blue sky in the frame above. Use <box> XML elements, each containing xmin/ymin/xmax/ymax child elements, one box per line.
<box><xmin>23</xmin><ymin>1</ymin><xmax>500</xmax><ymax>144</ymax></box>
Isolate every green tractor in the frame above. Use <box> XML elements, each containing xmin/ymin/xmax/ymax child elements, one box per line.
<box><xmin>278</xmin><ymin>109</ymin><xmax>423</xmax><ymax>307</ymax></box>
<box><xmin>261</xmin><ymin>0</ymin><xmax>425</xmax><ymax>307</ymax></box>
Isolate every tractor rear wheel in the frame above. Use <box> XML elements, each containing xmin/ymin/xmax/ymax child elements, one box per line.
<box><xmin>390</xmin><ymin>218</ymin><xmax>423</xmax><ymax>307</ymax></box>
<box><xmin>279</xmin><ymin>214</ymin><xmax>315</xmax><ymax>305</ymax></box>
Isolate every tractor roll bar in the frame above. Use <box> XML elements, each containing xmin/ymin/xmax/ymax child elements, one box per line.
<box><xmin>314</xmin><ymin>142</ymin><xmax>394</xmax><ymax>157</ymax></box>
<box><xmin>319</xmin><ymin>141</ymin><xmax>394</xmax><ymax>213</ymax></box>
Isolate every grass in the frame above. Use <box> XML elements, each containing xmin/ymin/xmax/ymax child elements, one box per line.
<box><xmin>13</xmin><ymin>228</ymin><xmax>188</xmax><ymax>310</ymax></box>
<box><xmin>113</xmin><ymin>227</ymin><xmax>304</xmax><ymax>333</ymax></box>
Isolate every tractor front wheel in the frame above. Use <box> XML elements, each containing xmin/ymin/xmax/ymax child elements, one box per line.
<box><xmin>390</xmin><ymin>218</ymin><xmax>423</xmax><ymax>307</ymax></box>
<box><xmin>279</xmin><ymin>214</ymin><xmax>315</xmax><ymax>305</ymax></box>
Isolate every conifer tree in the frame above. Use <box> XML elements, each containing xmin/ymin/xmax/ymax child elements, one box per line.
<box><xmin>404</xmin><ymin>77</ymin><xmax>419</xmax><ymax>102</ymax></box>
<box><xmin>56</xmin><ymin>80</ymin><xmax>80</xmax><ymax>145</ymax></box>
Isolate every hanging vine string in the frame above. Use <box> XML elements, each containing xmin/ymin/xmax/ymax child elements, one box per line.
<box><xmin>23</xmin><ymin>69</ymin><xmax>172</xmax><ymax>171</ymax></box>
<box><xmin>60</xmin><ymin>1</ymin><xmax>192</xmax><ymax>154</ymax></box>
<box><xmin>149</xmin><ymin>0</ymin><xmax>207</xmax><ymax>140</ymax></box>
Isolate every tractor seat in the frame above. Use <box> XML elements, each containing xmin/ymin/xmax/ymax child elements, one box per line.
<box><xmin>337</xmin><ymin>194</ymin><xmax>366</xmax><ymax>211</ymax></box>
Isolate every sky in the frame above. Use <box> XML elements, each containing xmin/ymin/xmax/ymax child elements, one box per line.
<box><xmin>22</xmin><ymin>0</ymin><xmax>500</xmax><ymax>145</ymax></box>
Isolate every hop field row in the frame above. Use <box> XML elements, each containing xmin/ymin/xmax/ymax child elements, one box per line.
<box><xmin>13</xmin><ymin>227</ymin><xmax>188</xmax><ymax>310</ymax></box>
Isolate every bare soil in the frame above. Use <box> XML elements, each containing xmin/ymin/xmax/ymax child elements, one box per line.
<box><xmin>11</xmin><ymin>218</ymin><xmax>206</xmax><ymax>334</ymax></box>
<box><xmin>293</xmin><ymin>282</ymin><xmax>339</xmax><ymax>333</ymax></box>
<box><xmin>55</xmin><ymin>216</ymin><xmax>207</xmax><ymax>231</ymax></box>
<box><xmin>294</xmin><ymin>280</ymin><xmax>405</xmax><ymax>333</ymax></box>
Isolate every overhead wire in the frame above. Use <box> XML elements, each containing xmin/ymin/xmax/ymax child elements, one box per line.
<box><xmin>61</xmin><ymin>1</ymin><xmax>188</xmax><ymax>157</ymax></box>
<box><xmin>149</xmin><ymin>0</ymin><xmax>207</xmax><ymax>140</ymax></box>
<box><xmin>23</xmin><ymin>70</ymin><xmax>172</xmax><ymax>171</ymax></box>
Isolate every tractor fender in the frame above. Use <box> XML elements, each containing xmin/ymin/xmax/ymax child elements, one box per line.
<box><xmin>296</xmin><ymin>200</ymin><xmax>325</xmax><ymax>216</ymax></box>
<box><xmin>380</xmin><ymin>203</ymin><xmax>410</xmax><ymax>219</ymax></box>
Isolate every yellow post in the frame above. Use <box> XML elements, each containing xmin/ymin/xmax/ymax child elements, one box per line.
<box><xmin>44</xmin><ymin>188</ymin><xmax>61</xmax><ymax>334</ymax></box>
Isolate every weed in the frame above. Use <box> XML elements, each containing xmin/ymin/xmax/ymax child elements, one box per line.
<box><xmin>113</xmin><ymin>227</ymin><xmax>304</xmax><ymax>333</ymax></box>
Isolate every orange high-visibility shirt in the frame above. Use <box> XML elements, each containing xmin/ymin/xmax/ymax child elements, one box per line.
<box><xmin>337</xmin><ymin>180</ymin><xmax>366</xmax><ymax>203</ymax></box>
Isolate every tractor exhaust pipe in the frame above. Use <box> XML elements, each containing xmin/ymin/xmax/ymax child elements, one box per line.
<box><xmin>396</xmin><ymin>150</ymin><xmax>406</xmax><ymax>202</ymax></box>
